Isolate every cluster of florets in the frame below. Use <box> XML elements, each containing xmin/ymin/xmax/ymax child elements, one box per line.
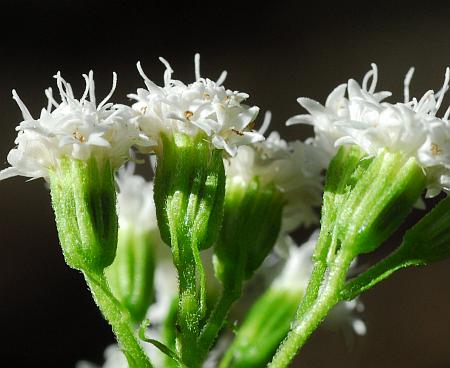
<box><xmin>225</xmin><ymin>125</ymin><xmax>325</xmax><ymax>230</ymax></box>
<box><xmin>0</xmin><ymin>72</ymin><xmax>150</xmax><ymax>181</ymax></box>
<box><xmin>127</xmin><ymin>54</ymin><xmax>263</xmax><ymax>156</ymax></box>
<box><xmin>288</xmin><ymin>64</ymin><xmax>450</xmax><ymax>197</ymax></box>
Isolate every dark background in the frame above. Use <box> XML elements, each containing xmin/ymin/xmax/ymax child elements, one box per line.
<box><xmin>1</xmin><ymin>1</ymin><xmax>450</xmax><ymax>367</ymax></box>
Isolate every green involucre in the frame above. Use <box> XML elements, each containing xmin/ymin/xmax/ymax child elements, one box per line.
<box><xmin>153</xmin><ymin>132</ymin><xmax>225</xmax><ymax>251</ymax></box>
<box><xmin>214</xmin><ymin>177</ymin><xmax>285</xmax><ymax>289</ymax></box>
<box><xmin>49</xmin><ymin>157</ymin><xmax>118</xmax><ymax>272</ymax></box>
<box><xmin>336</xmin><ymin>150</ymin><xmax>426</xmax><ymax>257</ymax></box>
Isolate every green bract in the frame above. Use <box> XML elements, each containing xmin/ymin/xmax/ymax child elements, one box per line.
<box><xmin>106</xmin><ymin>227</ymin><xmax>156</xmax><ymax>324</ymax></box>
<box><xmin>49</xmin><ymin>157</ymin><xmax>118</xmax><ymax>272</ymax></box>
<box><xmin>195</xmin><ymin>175</ymin><xmax>285</xmax><ymax>366</ymax></box>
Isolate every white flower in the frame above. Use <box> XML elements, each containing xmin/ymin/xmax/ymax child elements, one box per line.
<box><xmin>273</xmin><ymin>232</ymin><xmax>366</xmax><ymax>339</ymax></box>
<box><xmin>288</xmin><ymin>63</ymin><xmax>450</xmax><ymax>196</ymax></box>
<box><xmin>225</xmin><ymin>121</ymin><xmax>325</xmax><ymax>230</ymax></box>
<box><xmin>127</xmin><ymin>54</ymin><xmax>263</xmax><ymax>156</ymax></box>
<box><xmin>116</xmin><ymin>163</ymin><xmax>158</xmax><ymax>232</ymax></box>
<box><xmin>0</xmin><ymin>71</ymin><xmax>151</xmax><ymax>181</ymax></box>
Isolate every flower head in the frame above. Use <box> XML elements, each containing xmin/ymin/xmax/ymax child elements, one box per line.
<box><xmin>288</xmin><ymin>64</ymin><xmax>450</xmax><ymax>196</ymax></box>
<box><xmin>225</xmin><ymin>121</ymin><xmax>325</xmax><ymax>230</ymax></box>
<box><xmin>128</xmin><ymin>54</ymin><xmax>263</xmax><ymax>156</ymax></box>
<box><xmin>0</xmin><ymin>71</ymin><xmax>150</xmax><ymax>181</ymax></box>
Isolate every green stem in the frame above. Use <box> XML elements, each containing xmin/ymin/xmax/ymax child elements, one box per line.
<box><xmin>176</xmin><ymin>240</ymin><xmax>201</xmax><ymax>367</ymax></box>
<box><xmin>161</xmin><ymin>298</ymin><xmax>179</xmax><ymax>368</ymax></box>
<box><xmin>83</xmin><ymin>271</ymin><xmax>153</xmax><ymax>368</ymax></box>
<box><xmin>168</xmin><ymin>208</ymin><xmax>202</xmax><ymax>367</ymax></box>
<box><xmin>294</xmin><ymin>236</ymin><xmax>329</xmax><ymax>322</ymax></box>
<box><xmin>197</xmin><ymin>286</ymin><xmax>241</xmax><ymax>363</ymax></box>
<box><xmin>340</xmin><ymin>247</ymin><xmax>420</xmax><ymax>301</ymax></box>
<box><xmin>268</xmin><ymin>249</ymin><xmax>352</xmax><ymax>368</ymax></box>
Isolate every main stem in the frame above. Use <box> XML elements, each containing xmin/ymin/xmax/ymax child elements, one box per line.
<box><xmin>83</xmin><ymin>271</ymin><xmax>153</xmax><ymax>368</ymax></box>
<box><xmin>268</xmin><ymin>249</ymin><xmax>352</xmax><ymax>368</ymax></box>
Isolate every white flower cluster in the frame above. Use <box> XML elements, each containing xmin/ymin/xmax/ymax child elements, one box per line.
<box><xmin>288</xmin><ymin>64</ymin><xmax>450</xmax><ymax>196</ymax></box>
<box><xmin>273</xmin><ymin>232</ymin><xmax>366</xmax><ymax>339</ymax></box>
<box><xmin>128</xmin><ymin>54</ymin><xmax>263</xmax><ymax>156</ymax></box>
<box><xmin>225</xmin><ymin>119</ymin><xmax>325</xmax><ymax>229</ymax></box>
<box><xmin>0</xmin><ymin>72</ymin><xmax>151</xmax><ymax>181</ymax></box>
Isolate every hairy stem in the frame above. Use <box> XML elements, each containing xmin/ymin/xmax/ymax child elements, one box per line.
<box><xmin>83</xmin><ymin>271</ymin><xmax>153</xmax><ymax>368</ymax></box>
<box><xmin>196</xmin><ymin>286</ymin><xmax>241</xmax><ymax>363</ymax></box>
<box><xmin>268</xmin><ymin>249</ymin><xmax>352</xmax><ymax>368</ymax></box>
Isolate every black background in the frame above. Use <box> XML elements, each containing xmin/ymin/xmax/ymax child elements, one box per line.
<box><xmin>1</xmin><ymin>1</ymin><xmax>450</xmax><ymax>367</ymax></box>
